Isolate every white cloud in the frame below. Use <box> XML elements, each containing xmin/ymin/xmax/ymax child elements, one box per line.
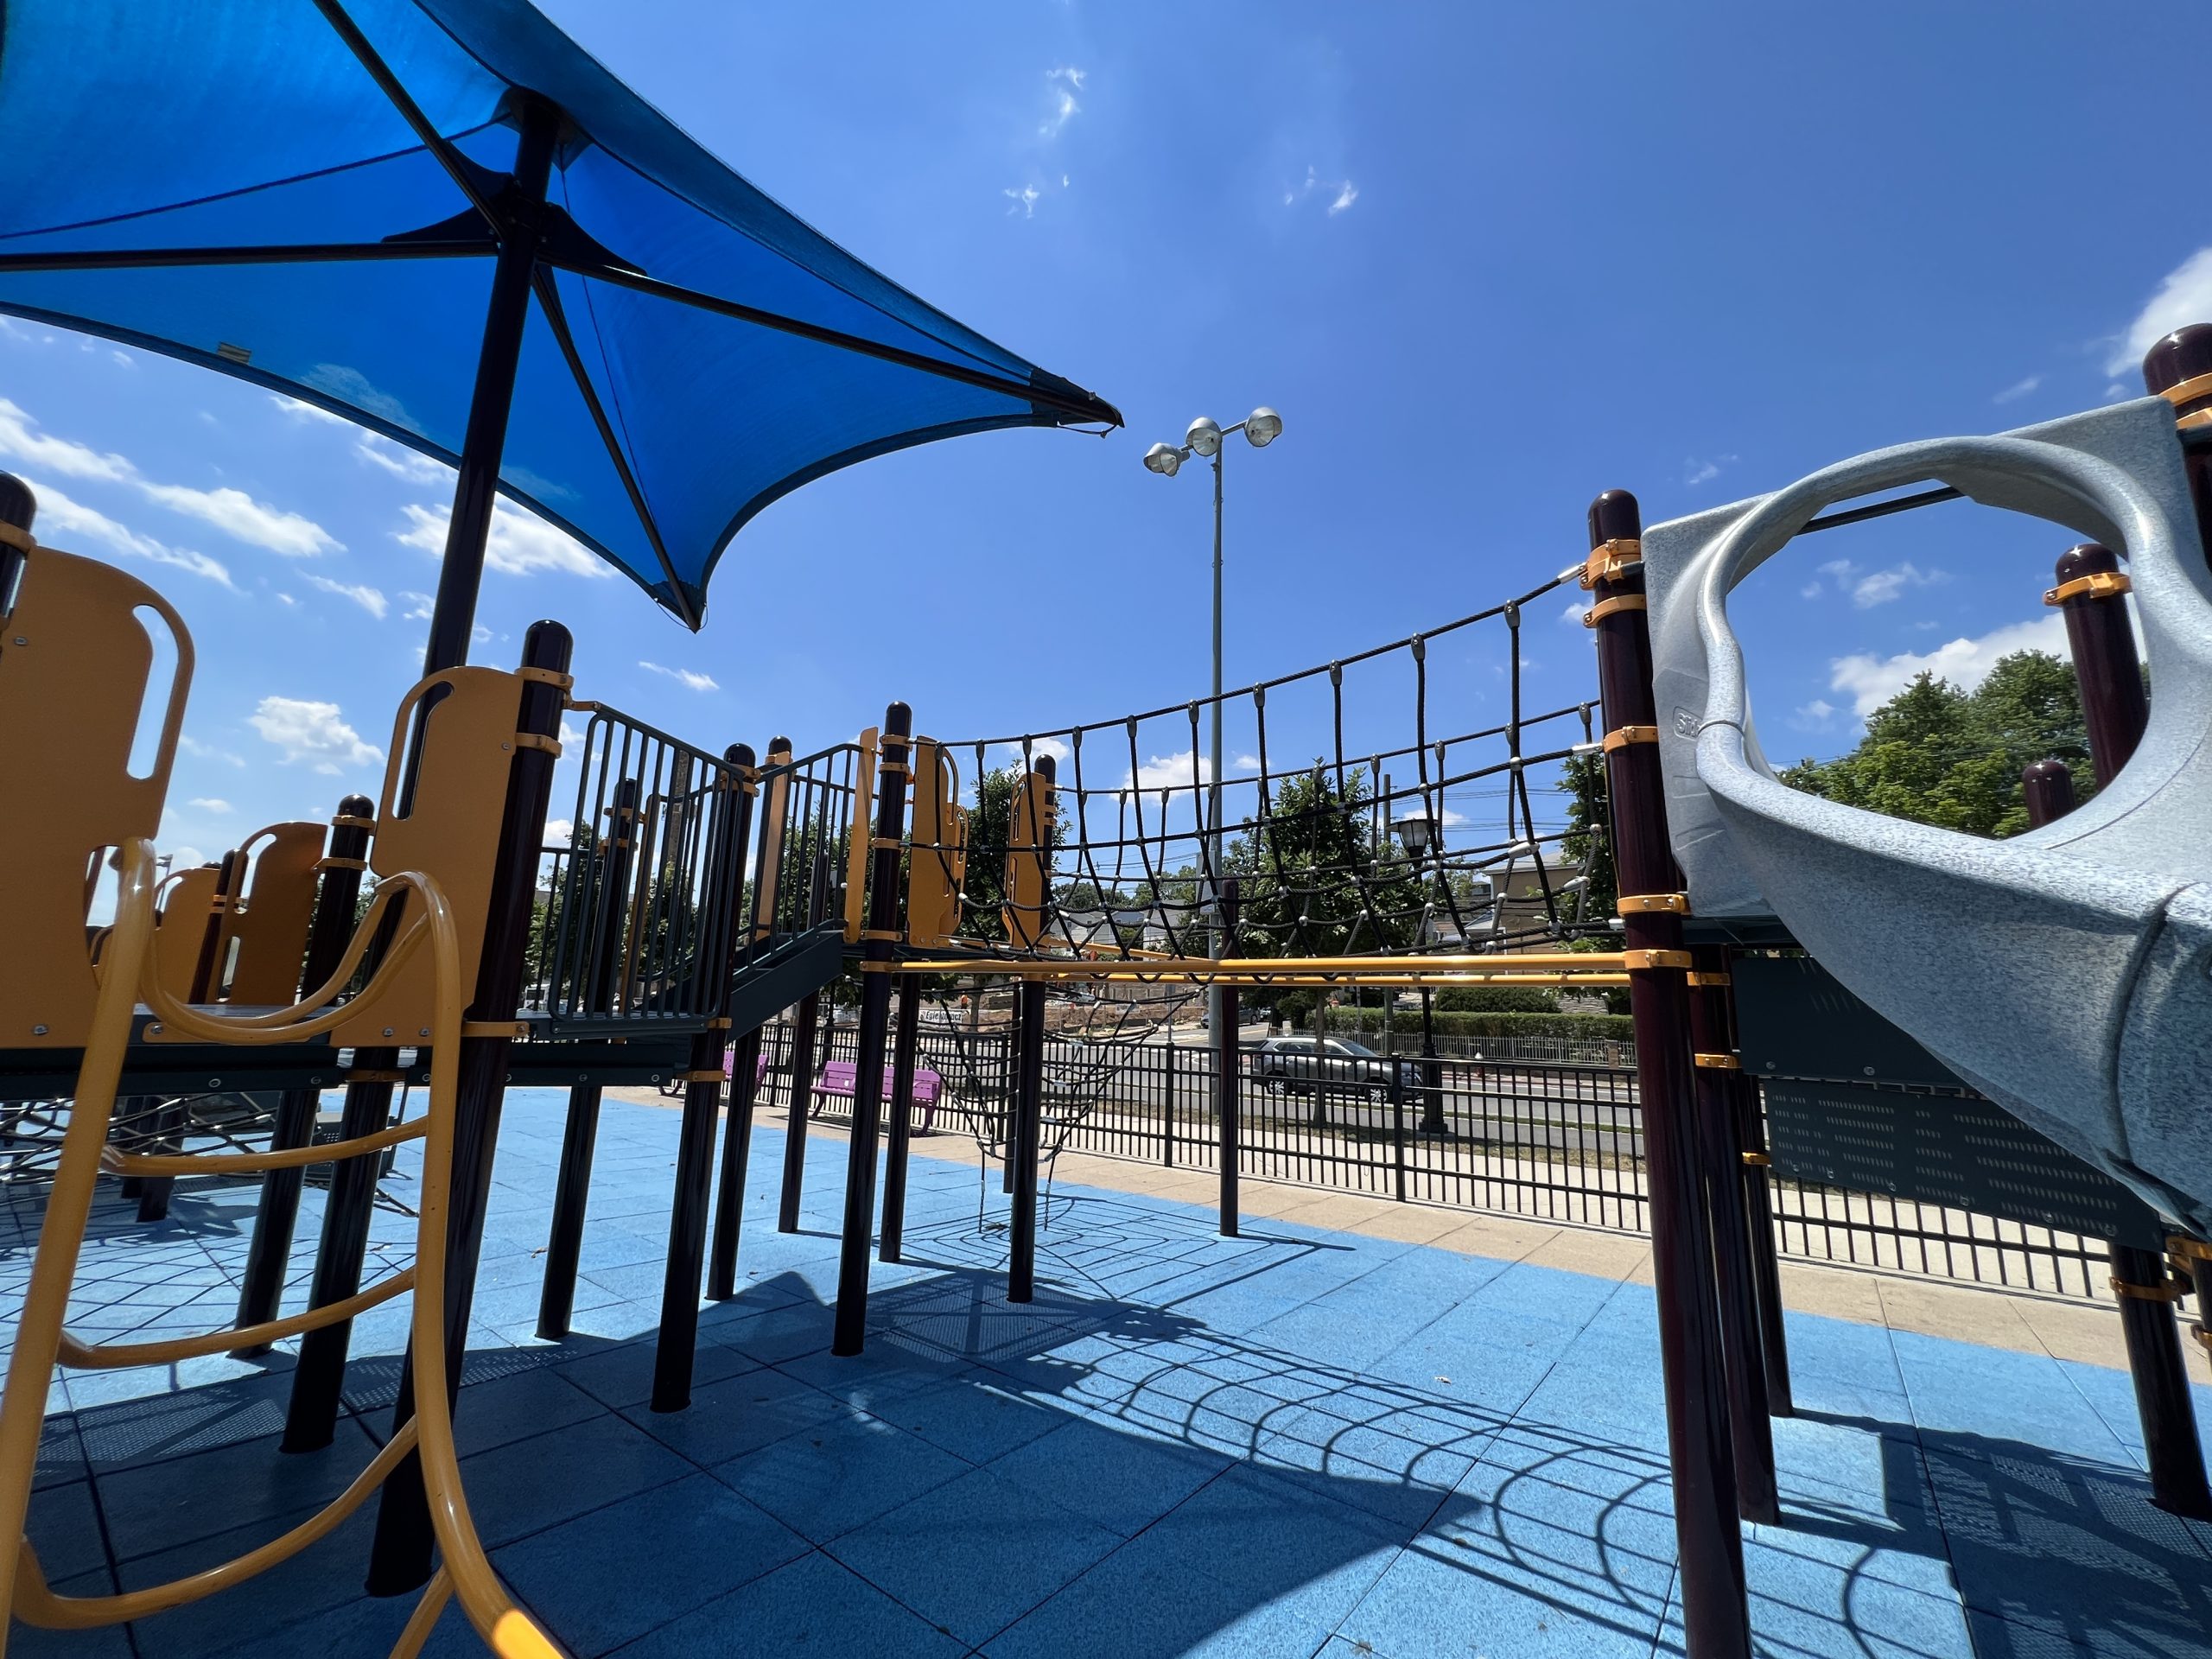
<box><xmin>397</xmin><ymin>499</ymin><xmax>608</xmax><ymax>580</ymax></box>
<box><xmin>180</xmin><ymin>734</ymin><xmax>246</xmax><ymax>767</ymax></box>
<box><xmin>2109</xmin><ymin>246</ymin><xmax>2212</xmax><ymax>378</ymax></box>
<box><xmin>110</xmin><ymin>350</ymin><xmax>134</xmax><ymax>368</ymax></box>
<box><xmin>1232</xmin><ymin>753</ymin><xmax>1262</xmax><ymax>772</ymax></box>
<box><xmin>1993</xmin><ymin>372</ymin><xmax>2044</xmax><ymax>405</ymax></box>
<box><xmin>24</xmin><ymin>477</ymin><xmax>235</xmax><ymax>588</ymax></box>
<box><xmin>1827</xmin><ymin>613</ymin><xmax>2070</xmax><ymax>716</ymax></box>
<box><xmin>250</xmin><ymin>696</ymin><xmax>385</xmax><ymax>773</ymax></box>
<box><xmin>544</xmin><ymin>818</ymin><xmax>574</xmax><ymax>849</ymax></box>
<box><xmin>0</xmin><ymin>398</ymin><xmax>132</xmax><ymax>480</ymax></box>
<box><xmin>1790</xmin><ymin>699</ymin><xmax>1837</xmax><ymax>730</ymax></box>
<box><xmin>187</xmin><ymin>798</ymin><xmax>233</xmax><ymax>815</ymax></box>
<box><xmin>397</xmin><ymin>589</ymin><xmax>435</xmax><ymax>621</ymax></box>
<box><xmin>1004</xmin><ymin>184</ymin><xmax>1042</xmax><ymax>219</ymax></box>
<box><xmin>138</xmin><ymin>481</ymin><xmax>340</xmax><ymax>557</ymax></box>
<box><xmin>995</xmin><ymin>736</ymin><xmax>1071</xmax><ymax>769</ymax></box>
<box><xmin>1040</xmin><ymin>66</ymin><xmax>1084</xmax><ymax>137</ymax></box>
<box><xmin>0</xmin><ymin>397</ymin><xmax>339</xmax><ymax>557</ymax></box>
<box><xmin>1683</xmin><ymin>454</ymin><xmax>1738</xmax><ymax>487</ymax></box>
<box><xmin>1126</xmin><ymin>748</ymin><xmax>1210</xmax><ymax>791</ymax></box>
<box><xmin>1848</xmin><ymin>562</ymin><xmax>1943</xmax><ymax>608</ymax></box>
<box><xmin>1287</xmin><ymin>165</ymin><xmax>1358</xmax><ymax>217</ymax></box>
<box><xmin>355</xmin><ymin>431</ymin><xmax>451</xmax><ymax>485</ymax></box>
<box><xmin>271</xmin><ymin>394</ymin><xmax>347</xmax><ymax>426</ymax></box>
<box><xmin>303</xmin><ymin>574</ymin><xmax>388</xmax><ymax>619</ymax></box>
<box><xmin>302</xmin><ymin>363</ymin><xmax>414</xmax><ymax>427</ymax></box>
<box><xmin>639</xmin><ymin>660</ymin><xmax>718</xmax><ymax>693</ymax></box>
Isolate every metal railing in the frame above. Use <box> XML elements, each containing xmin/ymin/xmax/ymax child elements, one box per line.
<box><xmin>754</xmin><ymin>1019</ymin><xmax>2107</xmax><ymax>1300</ymax></box>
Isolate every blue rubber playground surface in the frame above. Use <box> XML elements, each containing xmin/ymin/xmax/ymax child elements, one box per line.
<box><xmin>10</xmin><ymin>1090</ymin><xmax>2212</xmax><ymax>1657</ymax></box>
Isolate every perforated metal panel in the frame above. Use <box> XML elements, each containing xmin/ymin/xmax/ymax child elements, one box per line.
<box><xmin>1764</xmin><ymin>1079</ymin><xmax>2164</xmax><ymax>1248</ymax></box>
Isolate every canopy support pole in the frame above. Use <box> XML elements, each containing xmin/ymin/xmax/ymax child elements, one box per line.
<box><xmin>422</xmin><ymin>97</ymin><xmax>562</xmax><ymax>675</ymax></box>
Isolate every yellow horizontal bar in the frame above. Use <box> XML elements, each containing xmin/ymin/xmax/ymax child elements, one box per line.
<box><xmin>902</xmin><ymin>950</ymin><xmax>1624</xmax><ymax>974</ymax></box>
<box><xmin>55</xmin><ymin>1268</ymin><xmax>415</xmax><ymax>1370</ymax></box>
<box><xmin>103</xmin><ymin>1119</ymin><xmax>427</xmax><ymax>1178</ymax></box>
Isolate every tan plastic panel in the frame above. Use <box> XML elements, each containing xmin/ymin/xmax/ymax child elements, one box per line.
<box><xmin>0</xmin><ymin>543</ymin><xmax>191</xmax><ymax>1046</ymax></box>
<box><xmin>905</xmin><ymin>739</ymin><xmax>967</xmax><ymax>947</ymax></box>
<box><xmin>217</xmin><ymin>822</ymin><xmax>327</xmax><ymax>1005</ymax></box>
<box><xmin>149</xmin><ymin>867</ymin><xmax>222</xmax><ymax>1004</ymax></box>
<box><xmin>330</xmin><ymin>669</ymin><xmax>523</xmax><ymax>1048</ymax></box>
<box><xmin>1001</xmin><ymin>767</ymin><xmax>1055</xmax><ymax>950</ymax></box>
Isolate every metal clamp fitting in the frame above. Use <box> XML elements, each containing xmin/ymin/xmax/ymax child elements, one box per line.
<box><xmin>2110</xmin><ymin>1274</ymin><xmax>2186</xmax><ymax>1303</ymax></box>
<box><xmin>1694</xmin><ymin>1052</ymin><xmax>1741</xmax><ymax>1070</ymax></box>
<box><xmin>1580</xmin><ymin>537</ymin><xmax>1643</xmax><ymax>589</ymax></box>
<box><xmin>1686</xmin><ymin>970</ymin><xmax>1732</xmax><ymax>987</ymax></box>
<box><xmin>1583</xmin><ymin>594</ymin><xmax>1648</xmax><ymax>626</ymax></box>
<box><xmin>1623</xmin><ymin>948</ymin><xmax>1693</xmax><ymax>970</ymax></box>
<box><xmin>2043</xmin><ymin>570</ymin><xmax>2133</xmax><ymax>606</ymax></box>
<box><xmin>1602</xmin><ymin>725</ymin><xmax>1659</xmax><ymax>753</ymax></box>
<box><xmin>1618</xmin><ymin>893</ymin><xmax>1690</xmax><ymax>916</ymax></box>
<box><xmin>512</xmin><ymin>732</ymin><xmax>563</xmax><ymax>757</ymax></box>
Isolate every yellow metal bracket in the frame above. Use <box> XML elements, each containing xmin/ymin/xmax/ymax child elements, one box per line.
<box><xmin>1582</xmin><ymin>594</ymin><xmax>1647</xmax><ymax>627</ymax></box>
<box><xmin>2044</xmin><ymin>570</ymin><xmax>2132</xmax><ymax>606</ymax></box>
<box><xmin>2110</xmin><ymin>1274</ymin><xmax>2186</xmax><ymax>1304</ymax></box>
<box><xmin>1624</xmin><ymin>948</ymin><xmax>1693</xmax><ymax>970</ymax></box>
<box><xmin>460</xmin><ymin>1020</ymin><xmax>529</xmax><ymax>1040</ymax></box>
<box><xmin>1602</xmin><ymin>725</ymin><xmax>1658</xmax><ymax>753</ymax></box>
<box><xmin>1618</xmin><ymin>893</ymin><xmax>1689</xmax><ymax>916</ymax></box>
<box><xmin>511</xmin><ymin>732</ymin><xmax>562</xmax><ymax>757</ymax></box>
<box><xmin>515</xmin><ymin>666</ymin><xmax>574</xmax><ymax>691</ymax></box>
<box><xmin>1579</xmin><ymin>537</ymin><xmax>1643</xmax><ymax>588</ymax></box>
<box><xmin>1694</xmin><ymin>1052</ymin><xmax>1741</xmax><ymax>1070</ymax></box>
<box><xmin>1686</xmin><ymin>970</ymin><xmax>1732</xmax><ymax>987</ymax></box>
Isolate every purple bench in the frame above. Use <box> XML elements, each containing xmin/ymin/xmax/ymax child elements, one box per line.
<box><xmin>732</xmin><ymin>1052</ymin><xmax>942</xmax><ymax>1132</ymax></box>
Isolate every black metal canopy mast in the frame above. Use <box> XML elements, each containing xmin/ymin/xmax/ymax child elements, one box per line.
<box><xmin>0</xmin><ymin>0</ymin><xmax>1116</xmax><ymax>667</ymax></box>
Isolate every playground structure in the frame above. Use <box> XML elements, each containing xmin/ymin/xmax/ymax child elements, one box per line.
<box><xmin>1</xmin><ymin>334</ymin><xmax>2209</xmax><ymax>1657</ymax></box>
<box><xmin>0</xmin><ymin>8</ymin><xmax>2205</xmax><ymax>1653</ymax></box>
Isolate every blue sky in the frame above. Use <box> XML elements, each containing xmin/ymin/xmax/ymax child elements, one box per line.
<box><xmin>6</xmin><ymin>1</ymin><xmax>2209</xmax><ymax>867</ymax></box>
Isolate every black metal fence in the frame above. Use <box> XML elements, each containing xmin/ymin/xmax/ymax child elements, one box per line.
<box><xmin>752</xmin><ymin>1020</ymin><xmax>2107</xmax><ymax>1300</ymax></box>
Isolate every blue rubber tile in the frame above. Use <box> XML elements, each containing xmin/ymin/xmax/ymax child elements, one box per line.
<box><xmin>699</xmin><ymin>1300</ymin><xmax>839</xmax><ymax>1367</ymax></box>
<box><xmin>118</xmin><ymin>1503</ymin><xmax>386</xmax><ymax>1659</ymax></box>
<box><xmin>824</xmin><ymin>1465</ymin><xmax>1123</xmax><ymax>1648</ymax></box>
<box><xmin>23</xmin><ymin>1477</ymin><xmax>106</xmax><ymax>1581</ymax></box>
<box><xmin>460</xmin><ymin>1411</ymin><xmax>694</xmax><ymax>1551</ymax></box>
<box><xmin>1339</xmin><ymin>1428</ymin><xmax>1678</xmax><ymax>1659</ymax></box>
<box><xmin>985</xmin><ymin>1416</ymin><xmax>1230</xmax><ymax>1536</ymax></box>
<box><xmin>617</xmin><ymin>1546</ymin><xmax>969</xmax><ymax>1659</ymax></box>
<box><xmin>1891</xmin><ymin>1332</ymin><xmax>2132</xmax><ymax>1467</ymax></box>
<box><xmin>486</xmin><ymin>1472</ymin><xmax>810</xmax><ymax>1656</ymax></box>
<box><xmin>978</xmin><ymin>1533</ymin><xmax>1337</xmax><ymax>1659</ymax></box>
<box><xmin>34</xmin><ymin>1411</ymin><xmax>85</xmax><ymax>1491</ymax></box>
<box><xmin>626</xmin><ymin>1364</ymin><xmax>854</xmax><ymax>1467</ymax></box>
<box><xmin>99</xmin><ymin>1414</ymin><xmax>380</xmax><ymax>1563</ymax></box>
<box><xmin>877</xmin><ymin>1373</ymin><xmax>1065</xmax><ymax>1466</ymax></box>
<box><xmin>71</xmin><ymin>1367</ymin><xmax>305</xmax><ymax>1471</ymax></box>
<box><xmin>1250</xmin><ymin>1408</ymin><xmax>1489</xmax><ymax>1531</ymax></box>
<box><xmin>444</xmin><ymin>1363</ymin><xmax>605</xmax><ymax>1459</ymax></box>
<box><xmin>556</xmin><ymin>1333</ymin><xmax>759</xmax><ymax>1410</ymax></box>
<box><xmin>1917</xmin><ymin>1440</ymin><xmax>2212</xmax><ymax>1655</ymax></box>
<box><xmin>7</xmin><ymin>1568</ymin><xmax>134</xmax><ymax>1658</ymax></box>
<box><xmin>1655</xmin><ymin>1551</ymin><xmax>1976</xmax><ymax>1659</ymax></box>
<box><xmin>2056</xmin><ymin>1359</ymin><xmax>2212</xmax><ymax>1478</ymax></box>
<box><xmin>773</xmin><ymin>1340</ymin><xmax>974</xmax><ymax>1417</ymax></box>
<box><xmin>713</xmin><ymin>1408</ymin><xmax>969</xmax><ymax>1542</ymax></box>
<box><xmin>1144</xmin><ymin>1465</ymin><xmax>1408</xmax><ymax>1628</ymax></box>
<box><xmin>1246</xmin><ymin>1299</ymin><xmax>1454</xmax><ymax>1370</ymax></box>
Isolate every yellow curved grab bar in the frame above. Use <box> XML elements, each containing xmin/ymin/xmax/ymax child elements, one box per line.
<box><xmin>55</xmin><ymin>1269</ymin><xmax>416</xmax><ymax>1370</ymax></box>
<box><xmin>104</xmin><ymin>1118</ymin><xmax>427</xmax><ymax>1177</ymax></box>
<box><xmin>0</xmin><ymin>843</ymin><xmax>563</xmax><ymax>1657</ymax></box>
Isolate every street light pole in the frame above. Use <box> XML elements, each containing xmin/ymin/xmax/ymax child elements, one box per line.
<box><xmin>1143</xmin><ymin>407</ymin><xmax>1282</xmax><ymax>1047</ymax></box>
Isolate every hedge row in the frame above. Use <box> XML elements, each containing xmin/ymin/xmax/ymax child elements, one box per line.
<box><xmin>1306</xmin><ymin>1009</ymin><xmax>1636</xmax><ymax>1042</ymax></box>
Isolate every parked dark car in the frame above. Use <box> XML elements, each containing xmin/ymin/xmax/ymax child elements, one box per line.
<box><xmin>1249</xmin><ymin>1036</ymin><xmax>1421</xmax><ymax>1102</ymax></box>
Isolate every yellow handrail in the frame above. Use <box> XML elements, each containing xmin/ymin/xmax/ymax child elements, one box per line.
<box><xmin>0</xmin><ymin>842</ymin><xmax>561</xmax><ymax>1658</ymax></box>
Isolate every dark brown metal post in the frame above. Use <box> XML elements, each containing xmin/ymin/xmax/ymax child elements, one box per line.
<box><xmin>653</xmin><ymin>744</ymin><xmax>760</xmax><ymax>1410</ymax></box>
<box><xmin>134</xmin><ymin>850</ymin><xmax>242</xmax><ymax>1222</ymax></box>
<box><xmin>1007</xmin><ymin>977</ymin><xmax>1046</xmax><ymax>1304</ymax></box>
<box><xmin>1216</xmin><ymin>877</ymin><xmax>1241</xmax><ymax>1237</ymax></box>
<box><xmin>2030</xmin><ymin>552</ymin><xmax>2212</xmax><ymax>1518</ymax></box>
<box><xmin>2142</xmin><ymin>324</ymin><xmax>2212</xmax><ymax>573</ymax></box>
<box><xmin>1732</xmin><ymin>1060</ymin><xmax>1793</xmax><ymax>1417</ymax></box>
<box><xmin>536</xmin><ymin>778</ymin><xmax>644</xmax><ymax>1339</ymax></box>
<box><xmin>1588</xmin><ymin>489</ymin><xmax>1751</xmax><ymax>1659</ymax></box>
<box><xmin>707</xmin><ymin>1026</ymin><xmax>764</xmax><ymax>1300</ymax></box>
<box><xmin>235</xmin><ymin>794</ymin><xmax>373</xmax><ymax>1353</ymax></box>
<box><xmin>366</xmin><ymin>620</ymin><xmax>571</xmax><ymax>1594</ymax></box>
<box><xmin>879</xmin><ymin>974</ymin><xmax>922</xmax><ymax>1264</ymax></box>
<box><xmin>1687</xmin><ymin>947</ymin><xmax>1779</xmax><ymax>1525</ymax></box>
<box><xmin>778</xmin><ymin>988</ymin><xmax>823</xmax><ymax>1233</ymax></box>
<box><xmin>833</xmin><ymin>705</ymin><xmax>913</xmax><ymax>1356</ymax></box>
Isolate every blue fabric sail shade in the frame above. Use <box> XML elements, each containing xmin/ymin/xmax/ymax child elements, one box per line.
<box><xmin>0</xmin><ymin>0</ymin><xmax>1120</xmax><ymax>625</ymax></box>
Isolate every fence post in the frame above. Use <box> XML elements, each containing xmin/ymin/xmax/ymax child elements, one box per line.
<box><xmin>1687</xmin><ymin>948</ymin><xmax>1779</xmax><ymax>1524</ymax></box>
<box><xmin>1007</xmin><ymin>978</ymin><xmax>1046</xmax><ymax>1303</ymax></box>
<box><xmin>2035</xmin><ymin>536</ymin><xmax>2212</xmax><ymax>1519</ymax></box>
<box><xmin>1216</xmin><ymin>877</ymin><xmax>1241</xmax><ymax>1236</ymax></box>
<box><xmin>880</xmin><ymin>974</ymin><xmax>923</xmax><ymax>1264</ymax></box>
<box><xmin>1586</xmin><ymin>488</ymin><xmax>1750</xmax><ymax>1659</ymax></box>
<box><xmin>536</xmin><ymin>777</ymin><xmax>643</xmax><ymax>1339</ymax></box>
<box><xmin>652</xmin><ymin>743</ymin><xmax>760</xmax><ymax>1411</ymax></box>
<box><xmin>834</xmin><ymin>704</ymin><xmax>913</xmax><ymax>1355</ymax></box>
<box><xmin>233</xmin><ymin>793</ymin><xmax>373</xmax><ymax>1353</ymax></box>
<box><xmin>365</xmin><ymin>620</ymin><xmax>571</xmax><ymax>1596</ymax></box>
<box><xmin>777</xmin><ymin>875</ymin><xmax>830</xmax><ymax>1235</ymax></box>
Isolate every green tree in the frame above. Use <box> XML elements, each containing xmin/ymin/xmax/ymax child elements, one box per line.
<box><xmin>1781</xmin><ymin>652</ymin><xmax>2091</xmax><ymax>838</ymax></box>
<box><xmin>1558</xmin><ymin>751</ymin><xmax>1617</xmax><ymax>922</ymax></box>
<box><xmin>953</xmin><ymin>765</ymin><xmax>1067</xmax><ymax>944</ymax></box>
<box><xmin>1224</xmin><ymin>765</ymin><xmax>1424</xmax><ymax>959</ymax></box>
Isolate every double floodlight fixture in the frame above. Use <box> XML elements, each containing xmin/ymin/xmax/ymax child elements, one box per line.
<box><xmin>1142</xmin><ymin>407</ymin><xmax>1283</xmax><ymax>475</ymax></box>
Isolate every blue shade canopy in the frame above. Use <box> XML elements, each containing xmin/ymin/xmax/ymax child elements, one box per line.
<box><xmin>0</xmin><ymin>0</ymin><xmax>1121</xmax><ymax>626</ymax></box>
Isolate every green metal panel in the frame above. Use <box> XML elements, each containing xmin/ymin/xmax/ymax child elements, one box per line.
<box><xmin>1732</xmin><ymin>955</ymin><xmax>1967</xmax><ymax>1090</ymax></box>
